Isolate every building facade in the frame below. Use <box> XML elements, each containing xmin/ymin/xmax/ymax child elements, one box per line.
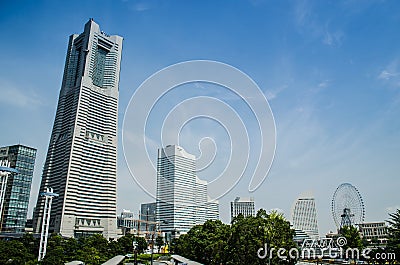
<box><xmin>359</xmin><ymin>222</ymin><xmax>388</xmax><ymax>245</ymax></box>
<box><xmin>206</xmin><ymin>199</ymin><xmax>220</xmax><ymax>221</ymax></box>
<box><xmin>0</xmin><ymin>145</ymin><xmax>37</xmax><ymax>234</ymax></box>
<box><xmin>292</xmin><ymin>197</ymin><xmax>319</xmax><ymax>240</ymax></box>
<box><xmin>141</xmin><ymin>202</ymin><xmax>156</xmax><ymax>223</ymax></box>
<box><xmin>157</xmin><ymin>145</ymin><xmax>197</xmax><ymax>235</ymax></box>
<box><xmin>195</xmin><ymin>178</ymin><xmax>208</xmax><ymax>225</ymax></box>
<box><xmin>32</xmin><ymin>19</ymin><xmax>123</xmax><ymax>239</ymax></box>
<box><xmin>156</xmin><ymin>145</ymin><xmax>217</xmax><ymax>236</ymax></box>
<box><xmin>230</xmin><ymin>197</ymin><xmax>255</xmax><ymax>222</ymax></box>
<box><xmin>140</xmin><ymin>202</ymin><xmax>157</xmax><ymax>232</ymax></box>
<box><xmin>117</xmin><ymin>209</ymin><xmax>160</xmax><ymax>242</ymax></box>
<box><xmin>117</xmin><ymin>209</ymin><xmax>135</xmax><ymax>235</ymax></box>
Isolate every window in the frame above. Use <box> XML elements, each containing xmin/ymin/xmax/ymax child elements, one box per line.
<box><xmin>93</xmin><ymin>46</ymin><xmax>108</xmax><ymax>87</ymax></box>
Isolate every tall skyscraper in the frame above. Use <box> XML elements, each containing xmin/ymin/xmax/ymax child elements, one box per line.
<box><xmin>156</xmin><ymin>145</ymin><xmax>216</xmax><ymax>236</ymax></box>
<box><xmin>32</xmin><ymin>19</ymin><xmax>123</xmax><ymax>239</ymax></box>
<box><xmin>157</xmin><ymin>145</ymin><xmax>197</xmax><ymax>235</ymax></box>
<box><xmin>0</xmin><ymin>145</ymin><xmax>37</xmax><ymax>233</ymax></box>
<box><xmin>230</xmin><ymin>197</ymin><xmax>255</xmax><ymax>222</ymax></box>
<box><xmin>292</xmin><ymin>197</ymin><xmax>319</xmax><ymax>240</ymax></box>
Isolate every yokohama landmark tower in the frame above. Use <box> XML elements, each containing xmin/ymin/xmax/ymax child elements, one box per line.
<box><xmin>33</xmin><ymin>19</ymin><xmax>123</xmax><ymax>239</ymax></box>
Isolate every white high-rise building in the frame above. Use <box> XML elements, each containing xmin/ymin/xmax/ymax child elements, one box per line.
<box><xmin>292</xmin><ymin>197</ymin><xmax>319</xmax><ymax>240</ymax></box>
<box><xmin>195</xmin><ymin>177</ymin><xmax>208</xmax><ymax>225</ymax></box>
<box><xmin>32</xmin><ymin>19</ymin><xmax>123</xmax><ymax>239</ymax></box>
<box><xmin>156</xmin><ymin>145</ymin><xmax>218</xmax><ymax>236</ymax></box>
<box><xmin>206</xmin><ymin>198</ymin><xmax>220</xmax><ymax>221</ymax></box>
<box><xmin>157</xmin><ymin>145</ymin><xmax>196</xmax><ymax>235</ymax></box>
<box><xmin>230</xmin><ymin>197</ymin><xmax>255</xmax><ymax>222</ymax></box>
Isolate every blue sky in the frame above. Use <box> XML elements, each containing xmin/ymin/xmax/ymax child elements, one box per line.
<box><xmin>1</xmin><ymin>0</ymin><xmax>399</xmax><ymax>236</ymax></box>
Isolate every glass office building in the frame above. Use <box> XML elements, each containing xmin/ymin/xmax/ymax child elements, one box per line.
<box><xmin>0</xmin><ymin>144</ymin><xmax>37</xmax><ymax>233</ymax></box>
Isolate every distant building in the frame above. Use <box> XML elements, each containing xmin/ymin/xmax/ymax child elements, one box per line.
<box><xmin>292</xmin><ymin>197</ymin><xmax>319</xmax><ymax>240</ymax></box>
<box><xmin>32</xmin><ymin>19</ymin><xmax>123</xmax><ymax>239</ymax></box>
<box><xmin>117</xmin><ymin>209</ymin><xmax>159</xmax><ymax>241</ymax></box>
<box><xmin>206</xmin><ymin>199</ymin><xmax>219</xmax><ymax>221</ymax></box>
<box><xmin>359</xmin><ymin>222</ymin><xmax>388</xmax><ymax>245</ymax></box>
<box><xmin>195</xmin><ymin>178</ymin><xmax>208</xmax><ymax>225</ymax></box>
<box><xmin>0</xmin><ymin>144</ymin><xmax>37</xmax><ymax>234</ymax></box>
<box><xmin>325</xmin><ymin>231</ymin><xmax>339</xmax><ymax>239</ymax></box>
<box><xmin>230</xmin><ymin>197</ymin><xmax>255</xmax><ymax>222</ymax></box>
<box><xmin>141</xmin><ymin>202</ymin><xmax>156</xmax><ymax>222</ymax></box>
<box><xmin>156</xmin><ymin>145</ymin><xmax>217</xmax><ymax>237</ymax></box>
<box><xmin>293</xmin><ymin>228</ymin><xmax>311</xmax><ymax>244</ymax></box>
<box><xmin>157</xmin><ymin>145</ymin><xmax>196</xmax><ymax>235</ymax></box>
<box><xmin>140</xmin><ymin>202</ymin><xmax>157</xmax><ymax>232</ymax></box>
<box><xmin>25</xmin><ymin>218</ymin><xmax>33</xmax><ymax>233</ymax></box>
<box><xmin>117</xmin><ymin>209</ymin><xmax>135</xmax><ymax>235</ymax></box>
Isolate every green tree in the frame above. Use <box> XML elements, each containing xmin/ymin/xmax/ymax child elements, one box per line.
<box><xmin>117</xmin><ymin>234</ymin><xmax>135</xmax><ymax>254</ymax></box>
<box><xmin>251</xmin><ymin>209</ymin><xmax>297</xmax><ymax>265</ymax></box>
<box><xmin>387</xmin><ymin>209</ymin><xmax>400</xmax><ymax>263</ymax></box>
<box><xmin>43</xmin><ymin>233</ymin><xmax>115</xmax><ymax>264</ymax></box>
<box><xmin>77</xmin><ymin>233</ymin><xmax>110</xmax><ymax>262</ymax></box>
<box><xmin>174</xmin><ymin>209</ymin><xmax>297</xmax><ymax>265</ymax></box>
<box><xmin>20</xmin><ymin>233</ymin><xmax>39</xmax><ymax>258</ymax></box>
<box><xmin>74</xmin><ymin>246</ymin><xmax>102</xmax><ymax>264</ymax></box>
<box><xmin>135</xmin><ymin>236</ymin><xmax>148</xmax><ymax>253</ymax></box>
<box><xmin>156</xmin><ymin>235</ymin><xmax>164</xmax><ymax>253</ymax></box>
<box><xmin>117</xmin><ymin>234</ymin><xmax>147</xmax><ymax>254</ymax></box>
<box><xmin>340</xmin><ymin>225</ymin><xmax>363</xmax><ymax>249</ymax></box>
<box><xmin>175</xmin><ymin>220</ymin><xmax>230</xmax><ymax>264</ymax></box>
<box><xmin>41</xmin><ymin>233</ymin><xmax>69</xmax><ymax>264</ymax></box>
<box><xmin>227</xmin><ymin>214</ymin><xmax>264</xmax><ymax>265</ymax></box>
<box><xmin>108</xmin><ymin>239</ymin><xmax>123</xmax><ymax>257</ymax></box>
<box><xmin>0</xmin><ymin>240</ymin><xmax>34</xmax><ymax>264</ymax></box>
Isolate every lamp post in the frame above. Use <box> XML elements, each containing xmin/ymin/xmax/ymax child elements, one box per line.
<box><xmin>132</xmin><ymin>240</ymin><xmax>138</xmax><ymax>265</ymax></box>
<box><xmin>151</xmin><ymin>219</ymin><xmax>165</xmax><ymax>265</ymax></box>
<box><xmin>150</xmin><ymin>233</ymin><xmax>154</xmax><ymax>265</ymax></box>
<box><xmin>37</xmin><ymin>187</ymin><xmax>59</xmax><ymax>261</ymax></box>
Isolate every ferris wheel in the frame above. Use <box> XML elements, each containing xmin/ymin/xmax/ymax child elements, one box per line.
<box><xmin>331</xmin><ymin>183</ymin><xmax>365</xmax><ymax>229</ymax></box>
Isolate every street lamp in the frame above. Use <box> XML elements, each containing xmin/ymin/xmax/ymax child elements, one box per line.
<box><xmin>151</xmin><ymin>220</ymin><xmax>167</xmax><ymax>265</ymax></box>
<box><xmin>150</xmin><ymin>233</ymin><xmax>154</xmax><ymax>265</ymax></box>
<box><xmin>132</xmin><ymin>240</ymin><xmax>138</xmax><ymax>265</ymax></box>
<box><xmin>38</xmin><ymin>187</ymin><xmax>59</xmax><ymax>261</ymax></box>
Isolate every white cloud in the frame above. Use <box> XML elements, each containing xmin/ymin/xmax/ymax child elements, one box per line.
<box><xmin>294</xmin><ymin>1</ymin><xmax>345</xmax><ymax>47</ymax></box>
<box><xmin>265</xmin><ymin>85</ymin><xmax>287</xmax><ymax>100</ymax></box>
<box><xmin>323</xmin><ymin>30</ymin><xmax>344</xmax><ymax>46</ymax></box>
<box><xmin>378</xmin><ymin>60</ymin><xmax>400</xmax><ymax>88</ymax></box>
<box><xmin>378</xmin><ymin>70</ymin><xmax>398</xmax><ymax>80</ymax></box>
<box><xmin>133</xmin><ymin>2</ymin><xmax>151</xmax><ymax>12</ymax></box>
<box><xmin>294</xmin><ymin>0</ymin><xmax>312</xmax><ymax>28</ymax></box>
<box><xmin>318</xmin><ymin>81</ymin><xmax>328</xmax><ymax>88</ymax></box>
<box><xmin>0</xmin><ymin>79</ymin><xmax>42</xmax><ymax>108</ymax></box>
